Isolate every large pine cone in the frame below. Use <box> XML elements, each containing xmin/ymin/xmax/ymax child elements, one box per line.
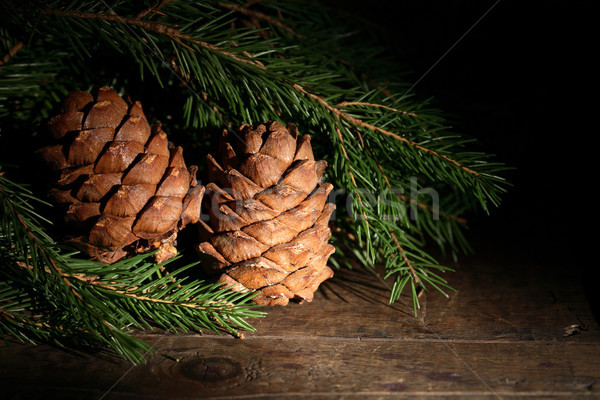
<box><xmin>197</xmin><ymin>121</ymin><xmax>335</xmax><ymax>306</ymax></box>
<box><xmin>37</xmin><ymin>87</ymin><xmax>204</xmax><ymax>263</ymax></box>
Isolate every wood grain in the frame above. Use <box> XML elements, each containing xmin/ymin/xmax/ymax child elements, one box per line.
<box><xmin>2</xmin><ymin>246</ymin><xmax>599</xmax><ymax>399</ymax></box>
<box><xmin>3</xmin><ymin>336</ymin><xmax>599</xmax><ymax>399</ymax></box>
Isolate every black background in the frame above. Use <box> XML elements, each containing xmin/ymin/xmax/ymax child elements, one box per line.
<box><xmin>353</xmin><ymin>0</ymin><xmax>596</xmax><ymax>311</ymax></box>
<box><xmin>350</xmin><ymin>0</ymin><xmax>594</xmax><ymax>260</ymax></box>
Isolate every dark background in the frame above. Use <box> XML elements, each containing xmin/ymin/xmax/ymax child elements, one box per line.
<box><xmin>355</xmin><ymin>0</ymin><xmax>596</xmax><ymax>310</ymax></box>
<box><xmin>350</xmin><ymin>0</ymin><xmax>594</xmax><ymax>259</ymax></box>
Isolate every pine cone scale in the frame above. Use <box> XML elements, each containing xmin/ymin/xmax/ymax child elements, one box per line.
<box><xmin>48</xmin><ymin>111</ymin><xmax>85</xmax><ymax>139</ymax></box>
<box><xmin>122</xmin><ymin>154</ymin><xmax>169</xmax><ymax>185</ymax></box>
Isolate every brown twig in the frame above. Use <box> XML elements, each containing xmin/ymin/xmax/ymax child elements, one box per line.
<box><xmin>0</xmin><ymin>308</ymin><xmax>92</xmax><ymax>335</ymax></box>
<box><xmin>217</xmin><ymin>2</ymin><xmax>306</xmax><ymax>38</ymax></box>
<box><xmin>338</xmin><ymin>58</ymin><xmax>393</xmax><ymax>97</ymax></box>
<box><xmin>397</xmin><ymin>193</ymin><xmax>468</xmax><ymax>224</ymax></box>
<box><xmin>135</xmin><ymin>0</ymin><xmax>174</xmax><ymax>20</ymax></box>
<box><xmin>167</xmin><ymin>33</ymin><xmax>196</xmax><ymax>52</ymax></box>
<box><xmin>241</xmin><ymin>17</ymin><xmax>270</xmax><ymax>40</ymax></box>
<box><xmin>16</xmin><ymin>261</ymin><xmax>100</xmax><ymax>284</ymax></box>
<box><xmin>337</xmin><ymin>118</ymin><xmax>466</xmax><ymax>224</ymax></box>
<box><xmin>0</xmin><ymin>185</ymin><xmax>82</xmax><ymax>300</ymax></box>
<box><xmin>230</xmin><ymin>2</ymin><xmax>471</xmax><ymax>181</ymax></box>
<box><xmin>0</xmin><ymin>41</ymin><xmax>24</xmax><ymax>67</ymax></box>
<box><xmin>15</xmin><ymin>260</ymin><xmax>236</xmax><ymax>312</ymax></box>
<box><xmin>346</xmin><ymin>125</ymin><xmax>465</xmax><ymax>224</ymax></box>
<box><xmin>43</xmin><ymin>7</ymin><xmax>477</xmax><ymax>178</ymax></box>
<box><xmin>42</xmin><ymin>8</ymin><xmax>266</xmax><ymax>70</ymax></box>
<box><xmin>337</xmin><ymin>101</ymin><xmax>419</xmax><ymax>118</ymax></box>
<box><xmin>334</xmin><ymin>126</ymin><xmax>349</xmax><ymax>158</ymax></box>
<box><xmin>289</xmin><ymin>82</ymin><xmax>480</xmax><ymax>177</ymax></box>
<box><xmin>243</xmin><ymin>0</ymin><xmax>266</xmax><ymax>7</ymax></box>
<box><xmin>335</xmin><ymin>126</ymin><xmax>369</xmax><ymax>223</ymax></box>
<box><xmin>390</xmin><ymin>232</ymin><xmax>420</xmax><ymax>285</ymax></box>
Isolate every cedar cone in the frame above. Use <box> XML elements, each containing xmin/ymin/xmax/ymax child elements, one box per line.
<box><xmin>197</xmin><ymin>121</ymin><xmax>335</xmax><ymax>306</ymax></box>
<box><xmin>37</xmin><ymin>87</ymin><xmax>204</xmax><ymax>263</ymax></box>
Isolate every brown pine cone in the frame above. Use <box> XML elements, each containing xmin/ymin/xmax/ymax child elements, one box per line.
<box><xmin>197</xmin><ymin>121</ymin><xmax>335</xmax><ymax>306</ymax></box>
<box><xmin>37</xmin><ymin>86</ymin><xmax>204</xmax><ymax>263</ymax></box>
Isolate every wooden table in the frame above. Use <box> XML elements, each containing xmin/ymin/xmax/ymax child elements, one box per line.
<box><xmin>2</xmin><ymin>239</ymin><xmax>599</xmax><ymax>399</ymax></box>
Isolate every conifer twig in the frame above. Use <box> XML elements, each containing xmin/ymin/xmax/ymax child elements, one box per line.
<box><xmin>41</xmin><ymin>8</ymin><xmax>266</xmax><ymax>69</ymax></box>
<box><xmin>0</xmin><ymin>41</ymin><xmax>23</xmax><ymax>66</ymax></box>
<box><xmin>338</xmin><ymin>58</ymin><xmax>393</xmax><ymax>97</ymax></box>
<box><xmin>41</xmin><ymin>5</ymin><xmax>481</xmax><ymax>179</ymax></box>
<box><xmin>390</xmin><ymin>232</ymin><xmax>420</xmax><ymax>286</ymax></box>
<box><xmin>0</xmin><ymin>185</ymin><xmax>81</xmax><ymax>299</ymax></box>
<box><xmin>337</xmin><ymin>101</ymin><xmax>419</xmax><ymax>117</ymax></box>
<box><xmin>135</xmin><ymin>0</ymin><xmax>175</xmax><ymax>20</ymax></box>
<box><xmin>289</xmin><ymin>82</ymin><xmax>481</xmax><ymax>177</ymax></box>
<box><xmin>0</xmin><ymin>170</ymin><xmax>262</xmax><ymax>362</ymax></box>
<box><xmin>216</xmin><ymin>1</ymin><xmax>306</xmax><ymax>38</ymax></box>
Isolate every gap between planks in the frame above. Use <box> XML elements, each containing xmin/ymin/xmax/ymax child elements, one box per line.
<box><xmin>133</xmin><ymin>332</ymin><xmax>599</xmax><ymax>345</ymax></box>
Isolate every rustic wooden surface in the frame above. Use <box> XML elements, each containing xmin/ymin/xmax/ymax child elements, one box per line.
<box><xmin>2</xmin><ymin>241</ymin><xmax>599</xmax><ymax>400</ymax></box>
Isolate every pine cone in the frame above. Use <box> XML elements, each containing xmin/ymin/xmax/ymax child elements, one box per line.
<box><xmin>197</xmin><ymin>121</ymin><xmax>335</xmax><ymax>306</ymax></box>
<box><xmin>37</xmin><ymin>87</ymin><xmax>204</xmax><ymax>263</ymax></box>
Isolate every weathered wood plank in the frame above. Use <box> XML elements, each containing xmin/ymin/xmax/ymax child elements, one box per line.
<box><xmin>419</xmin><ymin>253</ymin><xmax>600</xmax><ymax>343</ymax></box>
<box><xmin>2</xmin><ymin>337</ymin><xmax>599</xmax><ymax>399</ymax></box>
<box><xmin>234</xmin><ymin>255</ymin><xmax>599</xmax><ymax>343</ymax></box>
<box><xmin>1</xmin><ymin>247</ymin><xmax>598</xmax><ymax>399</ymax></box>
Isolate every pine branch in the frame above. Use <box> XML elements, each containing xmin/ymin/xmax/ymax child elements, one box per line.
<box><xmin>135</xmin><ymin>0</ymin><xmax>175</xmax><ymax>20</ymax></box>
<box><xmin>41</xmin><ymin>7</ymin><xmax>267</xmax><ymax>69</ymax></box>
<box><xmin>0</xmin><ymin>0</ymin><xmax>509</xmax><ymax>315</ymax></box>
<box><xmin>290</xmin><ymin>82</ymin><xmax>481</xmax><ymax>178</ymax></box>
<box><xmin>0</xmin><ymin>40</ymin><xmax>23</xmax><ymax>66</ymax></box>
<box><xmin>215</xmin><ymin>2</ymin><xmax>306</xmax><ymax>38</ymax></box>
<box><xmin>0</xmin><ymin>169</ymin><xmax>263</xmax><ymax>363</ymax></box>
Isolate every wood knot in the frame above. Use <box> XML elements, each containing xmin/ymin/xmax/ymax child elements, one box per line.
<box><xmin>180</xmin><ymin>357</ymin><xmax>242</xmax><ymax>383</ymax></box>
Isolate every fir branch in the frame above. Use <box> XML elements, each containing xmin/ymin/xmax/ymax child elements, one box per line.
<box><xmin>215</xmin><ymin>2</ymin><xmax>306</xmax><ymax>38</ymax></box>
<box><xmin>291</xmin><ymin>81</ymin><xmax>480</xmax><ymax>177</ymax></box>
<box><xmin>390</xmin><ymin>232</ymin><xmax>420</xmax><ymax>286</ymax></box>
<box><xmin>0</xmin><ymin>40</ymin><xmax>23</xmax><ymax>66</ymax></box>
<box><xmin>41</xmin><ymin>7</ymin><xmax>267</xmax><ymax>69</ymax></box>
<box><xmin>337</xmin><ymin>101</ymin><xmax>419</xmax><ymax>118</ymax></box>
<box><xmin>0</xmin><ymin>169</ymin><xmax>263</xmax><ymax>363</ymax></box>
<box><xmin>0</xmin><ymin>0</ymin><xmax>509</xmax><ymax>315</ymax></box>
<box><xmin>135</xmin><ymin>0</ymin><xmax>175</xmax><ymax>20</ymax></box>
<box><xmin>348</xmin><ymin>128</ymin><xmax>469</xmax><ymax>226</ymax></box>
<box><xmin>13</xmin><ymin>259</ymin><xmax>244</xmax><ymax>315</ymax></box>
